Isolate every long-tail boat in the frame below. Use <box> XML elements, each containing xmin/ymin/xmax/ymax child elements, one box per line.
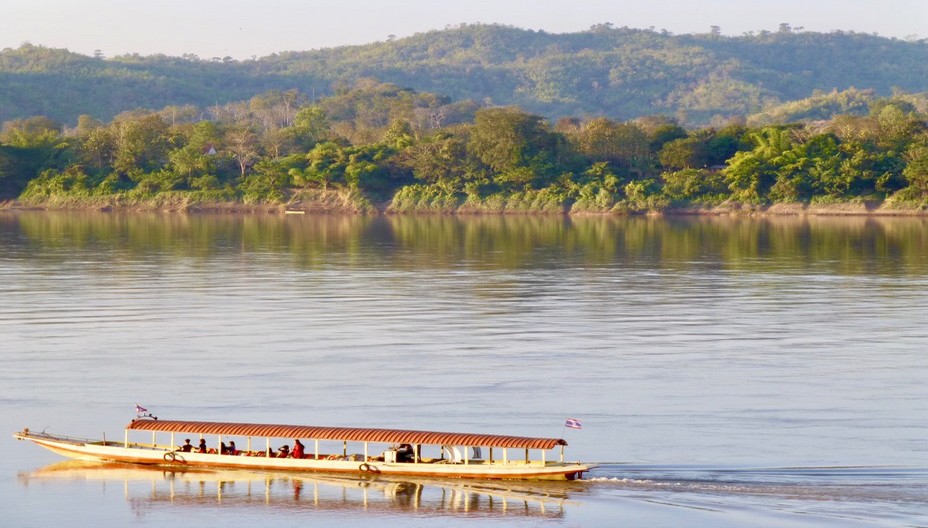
<box><xmin>14</xmin><ymin>417</ymin><xmax>593</xmax><ymax>481</ymax></box>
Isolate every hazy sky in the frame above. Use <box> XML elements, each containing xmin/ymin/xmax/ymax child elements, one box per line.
<box><xmin>2</xmin><ymin>0</ymin><xmax>925</xmax><ymax>59</ymax></box>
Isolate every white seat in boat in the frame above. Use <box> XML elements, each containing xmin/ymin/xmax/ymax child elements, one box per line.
<box><xmin>442</xmin><ymin>445</ymin><xmax>463</xmax><ymax>463</ymax></box>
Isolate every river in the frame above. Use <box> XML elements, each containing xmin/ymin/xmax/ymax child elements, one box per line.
<box><xmin>1</xmin><ymin>212</ymin><xmax>926</xmax><ymax>526</ymax></box>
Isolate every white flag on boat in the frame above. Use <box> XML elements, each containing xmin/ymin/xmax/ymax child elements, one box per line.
<box><xmin>565</xmin><ymin>417</ymin><xmax>582</xmax><ymax>429</ymax></box>
<box><xmin>135</xmin><ymin>404</ymin><xmax>148</xmax><ymax>414</ymax></box>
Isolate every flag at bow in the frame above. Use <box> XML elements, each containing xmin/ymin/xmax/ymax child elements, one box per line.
<box><xmin>565</xmin><ymin>417</ymin><xmax>582</xmax><ymax>429</ymax></box>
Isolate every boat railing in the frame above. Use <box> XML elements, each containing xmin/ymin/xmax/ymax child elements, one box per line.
<box><xmin>16</xmin><ymin>429</ymin><xmax>101</xmax><ymax>445</ymax></box>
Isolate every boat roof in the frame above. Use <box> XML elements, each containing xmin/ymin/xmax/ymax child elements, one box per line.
<box><xmin>125</xmin><ymin>419</ymin><xmax>567</xmax><ymax>450</ymax></box>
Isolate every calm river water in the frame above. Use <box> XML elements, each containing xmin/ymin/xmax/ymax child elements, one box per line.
<box><xmin>1</xmin><ymin>211</ymin><xmax>926</xmax><ymax>527</ymax></box>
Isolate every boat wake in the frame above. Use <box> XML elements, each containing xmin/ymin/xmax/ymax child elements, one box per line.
<box><xmin>585</xmin><ymin>464</ymin><xmax>928</xmax><ymax>525</ymax></box>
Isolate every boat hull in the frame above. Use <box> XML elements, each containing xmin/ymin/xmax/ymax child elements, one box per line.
<box><xmin>15</xmin><ymin>432</ymin><xmax>592</xmax><ymax>481</ymax></box>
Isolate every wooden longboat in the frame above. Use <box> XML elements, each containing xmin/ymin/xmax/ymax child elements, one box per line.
<box><xmin>14</xmin><ymin>418</ymin><xmax>594</xmax><ymax>481</ymax></box>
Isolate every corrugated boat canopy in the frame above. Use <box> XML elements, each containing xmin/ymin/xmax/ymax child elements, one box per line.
<box><xmin>126</xmin><ymin>419</ymin><xmax>567</xmax><ymax>450</ymax></box>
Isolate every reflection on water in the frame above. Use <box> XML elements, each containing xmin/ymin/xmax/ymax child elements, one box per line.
<box><xmin>5</xmin><ymin>211</ymin><xmax>928</xmax><ymax>274</ymax></box>
<box><xmin>18</xmin><ymin>461</ymin><xmax>927</xmax><ymax>526</ymax></box>
<box><xmin>20</xmin><ymin>462</ymin><xmax>581</xmax><ymax>520</ymax></box>
<box><xmin>3</xmin><ymin>211</ymin><xmax>928</xmax><ymax>527</ymax></box>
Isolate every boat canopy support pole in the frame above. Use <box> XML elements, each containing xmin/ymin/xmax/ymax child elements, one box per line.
<box><xmin>247</xmin><ymin>437</ymin><xmax>252</xmax><ymax>452</ymax></box>
<box><xmin>152</xmin><ymin>431</ymin><xmax>156</xmax><ymax>448</ymax></box>
<box><xmin>314</xmin><ymin>439</ymin><xmax>319</xmax><ymax>460</ymax></box>
<box><xmin>560</xmin><ymin>445</ymin><xmax>564</xmax><ymax>462</ymax></box>
<box><xmin>364</xmin><ymin>442</ymin><xmax>368</xmax><ymax>461</ymax></box>
<box><xmin>524</xmin><ymin>448</ymin><xmax>529</xmax><ymax>464</ymax></box>
<box><xmin>124</xmin><ymin>430</ymin><xmax>128</xmax><ymax>449</ymax></box>
<box><xmin>171</xmin><ymin>432</ymin><xmax>175</xmax><ymax>450</ymax></box>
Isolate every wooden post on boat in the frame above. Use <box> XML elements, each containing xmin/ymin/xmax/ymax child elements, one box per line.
<box><xmin>314</xmin><ymin>439</ymin><xmax>319</xmax><ymax>460</ymax></box>
<box><xmin>363</xmin><ymin>442</ymin><xmax>368</xmax><ymax>461</ymax></box>
<box><xmin>524</xmin><ymin>448</ymin><xmax>529</xmax><ymax>464</ymax></box>
<box><xmin>542</xmin><ymin>449</ymin><xmax>546</xmax><ymax>464</ymax></box>
<box><xmin>464</xmin><ymin>446</ymin><xmax>468</xmax><ymax>465</ymax></box>
<box><xmin>489</xmin><ymin>447</ymin><xmax>493</xmax><ymax>463</ymax></box>
<box><xmin>560</xmin><ymin>445</ymin><xmax>564</xmax><ymax>462</ymax></box>
<box><xmin>503</xmin><ymin>448</ymin><xmax>508</xmax><ymax>464</ymax></box>
<box><xmin>152</xmin><ymin>431</ymin><xmax>156</xmax><ymax>448</ymax></box>
<box><xmin>342</xmin><ymin>441</ymin><xmax>347</xmax><ymax>457</ymax></box>
<box><xmin>247</xmin><ymin>437</ymin><xmax>252</xmax><ymax>453</ymax></box>
<box><xmin>124</xmin><ymin>429</ymin><xmax>128</xmax><ymax>448</ymax></box>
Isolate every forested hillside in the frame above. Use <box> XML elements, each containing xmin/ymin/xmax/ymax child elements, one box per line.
<box><xmin>2</xmin><ymin>78</ymin><xmax>926</xmax><ymax>214</ymax></box>
<box><xmin>2</xmin><ymin>24</ymin><xmax>927</xmax><ymax>126</ymax></box>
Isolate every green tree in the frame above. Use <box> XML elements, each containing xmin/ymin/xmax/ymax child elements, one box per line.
<box><xmin>658</xmin><ymin>135</ymin><xmax>709</xmax><ymax>170</ymax></box>
<box><xmin>467</xmin><ymin>107</ymin><xmax>562</xmax><ymax>188</ymax></box>
<box><xmin>577</xmin><ymin>118</ymin><xmax>650</xmax><ymax>175</ymax></box>
<box><xmin>289</xmin><ymin>104</ymin><xmax>331</xmax><ymax>150</ymax></box>
<box><xmin>723</xmin><ymin>127</ymin><xmax>793</xmax><ymax>202</ymax></box>
<box><xmin>382</xmin><ymin>119</ymin><xmax>415</xmax><ymax>149</ymax></box>
<box><xmin>1</xmin><ymin>116</ymin><xmax>62</xmax><ymax>148</ymax></box>
<box><xmin>111</xmin><ymin>113</ymin><xmax>171</xmax><ymax>174</ymax></box>
<box><xmin>79</xmin><ymin>127</ymin><xmax>116</xmax><ymax>172</ymax></box>
<box><xmin>661</xmin><ymin>168</ymin><xmax>728</xmax><ymax>202</ymax></box>
<box><xmin>902</xmin><ymin>134</ymin><xmax>928</xmax><ymax>193</ymax></box>
<box><xmin>401</xmin><ymin>132</ymin><xmax>474</xmax><ymax>191</ymax></box>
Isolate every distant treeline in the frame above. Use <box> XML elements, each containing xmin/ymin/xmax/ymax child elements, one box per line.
<box><xmin>2</xmin><ymin>81</ymin><xmax>927</xmax><ymax>213</ymax></box>
<box><xmin>2</xmin><ymin>24</ymin><xmax>928</xmax><ymax>126</ymax></box>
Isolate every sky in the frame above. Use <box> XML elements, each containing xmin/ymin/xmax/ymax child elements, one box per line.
<box><xmin>1</xmin><ymin>0</ymin><xmax>925</xmax><ymax>60</ymax></box>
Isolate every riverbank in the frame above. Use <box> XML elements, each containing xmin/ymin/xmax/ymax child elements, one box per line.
<box><xmin>4</xmin><ymin>194</ymin><xmax>928</xmax><ymax>216</ymax></box>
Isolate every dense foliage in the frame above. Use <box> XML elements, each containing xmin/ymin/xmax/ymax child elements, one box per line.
<box><xmin>2</xmin><ymin>81</ymin><xmax>926</xmax><ymax>213</ymax></box>
<box><xmin>2</xmin><ymin>24</ymin><xmax>927</xmax><ymax>127</ymax></box>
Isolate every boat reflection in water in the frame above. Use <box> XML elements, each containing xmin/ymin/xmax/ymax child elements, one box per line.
<box><xmin>20</xmin><ymin>461</ymin><xmax>586</xmax><ymax>519</ymax></box>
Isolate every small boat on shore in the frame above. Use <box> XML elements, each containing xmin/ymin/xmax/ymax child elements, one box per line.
<box><xmin>14</xmin><ymin>417</ymin><xmax>594</xmax><ymax>481</ymax></box>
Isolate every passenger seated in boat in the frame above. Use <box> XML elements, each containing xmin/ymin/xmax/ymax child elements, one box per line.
<box><xmin>396</xmin><ymin>443</ymin><xmax>416</xmax><ymax>462</ymax></box>
<box><xmin>277</xmin><ymin>444</ymin><xmax>290</xmax><ymax>458</ymax></box>
<box><xmin>228</xmin><ymin>441</ymin><xmax>237</xmax><ymax>455</ymax></box>
<box><xmin>292</xmin><ymin>439</ymin><xmax>305</xmax><ymax>459</ymax></box>
<box><xmin>197</xmin><ymin>439</ymin><xmax>207</xmax><ymax>453</ymax></box>
<box><xmin>220</xmin><ymin>442</ymin><xmax>228</xmax><ymax>455</ymax></box>
<box><xmin>178</xmin><ymin>439</ymin><xmax>193</xmax><ymax>452</ymax></box>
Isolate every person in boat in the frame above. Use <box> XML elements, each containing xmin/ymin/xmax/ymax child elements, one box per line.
<box><xmin>228</xmin><ymin>440</ymin><xmax>236</xmax><ymax>455</ymax></box>
<box><xmin>197</xmin><ymin>438</ymin><xmax>207</xmax><ymax>453</ymax></box>
<box><xmin>277</xmin><ymin>444</ymin><xmax>290</xmax><ymax>458</ymax></box>
<box><xmin>396</xmin><ymin>443</ymin><xmax>416</xmax><ymax>462</ymax></box>
<box><xmin>292</xmin><ymin>439</ymin><xmax>304</xmax><ymax>459</ymax></box>
<box><xmin>178</xmin><ymin>439</ymin><xmax>193</xmax><ymax>452</ymax></box>
<box><xmin>220</xmin><ymin>442</ymin><xmax>228</xmax><ymax>455</ymax></box>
